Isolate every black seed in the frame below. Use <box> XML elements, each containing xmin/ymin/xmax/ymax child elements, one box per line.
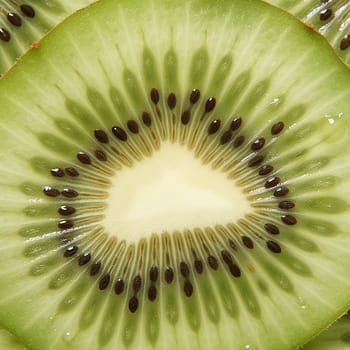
<box><xmin>233</xmin><ymin>135</ymin><xmax>245</xmax><ymax>148</ymax></box>
<box><xmin>264</xmin><ymin>223</ymin><xmax>280</xmax><ymax>235</ymax></box>
<box><xmin>259</xmin><ymin>165</ymin><xmax>274</xmax><ymax>176</ymax></box>
<box><xmin>20</xmin><ymin>4</ymin><xmax>35</xmax><ymax>18</ymax></box>
<box><xmin>220</xmin><ymin>130</ymin><xmax>233</xmax><ymax>145</ymax></box>
<box><xmin>180</xmin><ymin>261</ymin><xmax>190</xmax><ymax>278</ymax></box>
<box><xmin>148</xmin><ymin>286</ymin><xmax>157</xmax><ymax>301</ymax></box>
<box><xmin>90</xmin><ymin>261</ymin><xmax>101</xmax><ymax>276</ymax></box>
<box><xmin>320</xmin><ymin>8</ymin><xmax>332</xmax><ymax>21</ymax></box>
<box><xmin>65</xmin><ymin>167</ymin><xmax>79</xmax><ymax>177</ymax></box>
<box><xmin>340</xmin><ymin>35</ymin><xmax>350</xmax><ymax>50</ymax></box>
<box><xmin>230</xmin><ymin>117</ymin><xmax>242</xmax><ymax>131</ymax></box>
<box><xmin>251</xmin><ymin>137</ymin><xmax>265</xmax><ymax>151</ymax></box>
<box><xmin>271</xmin><ymin>121</ymin><xmax>284</xmax><ymax>135</ymax></box>
<box><xmin>248</xmin><ymin>155</ymin><xmax>264</xmax><ymax>167</ymax></box>
<box><xmin>64</xmin><ymin>245</ymin><xmax>78</xmax><ymax>257</ymax></box>
<box><xmin>181</xmin><ymin>110</ymin><xmax>191</xmax><ymax>125</ymax></box>
<box><xmin>7</xmin><ymin>13</ymin><xmax>22</xmax><ymax>27</ymax></box>
<box><xmin>266</xmin><ymin>240</ymin><xmax>282</xmax><ymax>253</ymax></box>
<box><xmin>149</xmin><ymin>266</ymin><xmax>159</xmax><ymax>282</ymax></box>
<box><xmin>228</xmin><ymin>239</ymin><xmax>237</xmax><ymax>251</ymax></box>
<box><xmin>208</xmin><ymin>255</ymin><xmax>219</xmax><ymax>270</ymax></box>
<box><xmin>281</xmin><ymin>215</ymin><xmax>297</xmax><ymax>225</ymax></box>
<box><xmin>190</xmin><ymin>89</ymin><xmax>200</xmax><ymax>104</ymax></box>
<box><xmin>229</xmin><ymin>263</ymin><xmax>241</xmax><ymax>277</ymax></box>
<box><xmin>43</xmin><ymin>186</ymin><xmax>60</xmax><ymax>197</ymax></box>
<box><xmin>205</xmin><ymin>97</ymin><xmax>216</xmax><ymax>112</ymax></box>
<box><xmin>114</xmin><ymin>278</ymin><xmax>124</xmax><ymax>295</ymax></box>
<box><xmin>274</xmin><ymin>186</ymin><xmax>289</xmax><ymax>197</ymax></box>
<box><xmin>208</xmin><ymin>119</ymin><xmax>221</xmax><ymax>135</ymax></box>
<box><xmin>0</xmin><ymin>28</ymin><xmax>10</xmax><ymax>42</ymax></box>
<box><xmin>94</xmin><ymin>129</ymin><xmax>109</xmax><ymax>143</ymax></box>
<box><xmin>127</xmin><ymin>120</ymin><xmax>139</xmax><ymax>134</ymax></box>
<box><xmin>95</xmin><ymin>150</ymin><xmax>107</xmax><ymax>161</ymax></box>
<box><xmin>164</xmin><ymin>266</ymin><xmax>174</xmax><ymax>284</ymax></box>
<box><xmin>129</xmin><ymin>296</ymin><xmax>139</xmax><ymax>313</ymax></box>
<box><xmin>194</xmin><ymin>259</ymin><xmax>203</xmax><ymax>274</ymax></box>
<box><xmin>150</xmin><ymin>88</ymin><xmax>160</xmax><ymax>104</ymax></box>
<box><xmin>99</xmin><ymin>274</ymin><xmax>110</xmax><ymax>290</ymax></box>
<box><xmin>167</xmin><ymin>93</ymin><xmax>177</xmax><ymax>109</ymax></box>
<box><xmin>184</xmin><ymin>281</ymin><xmax>193</xmax><ymax>297</ymax></box>
<box><xmin>133</xmin><ymin>275</ymin><xmax>142</xmax><ymax>293</ymax></box>
<box><xmin>129</xmin><ymin>296</ymin><xmax>138</xmax><ymax>313</ymax></box>
<box><xmin>265</xmin><ymin>176</ymin><xmax>280</xmax><ymax>189</ymax></box>
<box><xmin>77</xmin><ymin>152</ymin><xmax>91</xmax><ymax>165</ymax></box>
<box><xmin>112</xmin><ymin>126</ymin><xmax>128</xmax><ymax>141</ymax></box>
<box><xmin>279</xmin><ymin>201</ymin><xmax>295</xmax><ymax>210</ymax></box>
<box><xmin>58</xmin><ymin>205</ymin><xmax>76</xmax><ymax>216</ymax></box>
<box><xmin>58</xmin><ymin>220</ymin><xmax>74</xmax><ymax>230</ymax></box>
<box><xmin>78</xmin><ymin>252</ymin><xmax>91</xmax><ymax>266</ymax></box>
<box><xmin>50</xmin><ymin>168</ymin><xmax>64</xmax><ymax>177</ymax></box>
<box><xmin>242</xmin><ymin>236</ymin><xmax>254</xmax><ymax>249</ymax></box>
<box><xmin>221</xmin><ymin>249</ymin><xmax>233</xmax><ymax>264</ymax></box>
<box><xmin>61</xmin><ymin>188</ymin><xmax>79</xmax><ymax>198</ymax></box>
<box><xmin>142</xmin><ymin>112</ymin><xmax>152</xmax><ymax>127</ymax></box>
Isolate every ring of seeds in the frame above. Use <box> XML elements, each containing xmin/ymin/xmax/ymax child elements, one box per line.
<box><xmin>42</xmin><ymin>87</ymin><xmax>296</xmax><ymax>313</ymax></box>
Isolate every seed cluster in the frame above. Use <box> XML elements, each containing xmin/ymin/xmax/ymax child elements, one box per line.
<box><xmin>0</xmin><ymin>3</ymin><xmax>35</xmax><ymax>42</ymax></box>
<box><xmin>41</xmin><ymin>87</ymin><xmax>297</xmax><ymax>312</ymax></box>
<box><xmin>314</xmin><ymin>3</ymin><xmax>350</xmax><ymax>51</ymax></box>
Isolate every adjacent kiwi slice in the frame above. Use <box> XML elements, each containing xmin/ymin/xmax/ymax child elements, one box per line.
<box><xmin>1</xmin><ymin>0</ymin><xmax>350</xmax><ymax>349</ymax></box>
<box><xmin>0</xmin><ymin>0</ymin><xmax>95</xmax><ymax>76</ymax></box>
<box><xmin>302</xmin><ymin>313</ymin><xmax>350</xmax><ymax>349</ymax></box>
<box><xmin>0</xmin><ymin>328</ymin><xmax>26</xmax><ymax>350</ymax></box>
<box><xmin>267</xmin><ymin>0</ymin><xmax>350</xmax><ymax>66</ymax></box>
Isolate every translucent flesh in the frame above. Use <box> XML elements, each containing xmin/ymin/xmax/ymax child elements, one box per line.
<box><xmin>0</xmin><ymin>0</ymin><xmax>350</xmax><ymax>349</ymax></box>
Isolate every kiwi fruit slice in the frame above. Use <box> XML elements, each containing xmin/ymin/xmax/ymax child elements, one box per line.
<box><xmin>0</xmin><ymin>0</ymin><xmax>95</xmax><ymax>76</ymax></box>
<box><xmin>0</xmin><ymin>0</ymin><xmax>350</xmax><ymax>349</ymax></box>
<box><xmin>267</xmin><ymin>0</ymin><xmax>350</xmax><ymax>66</ymax></box>
<box><xmin>302</xmin><ymin>312</ymin><xmax>350</xmax><ymax>349</ymax></box>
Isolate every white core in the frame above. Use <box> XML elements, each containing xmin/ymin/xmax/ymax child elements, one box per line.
<box><xmin>102</xmin><ymin>142</ymin><xmax>252</xmax><ymax>242</ymax></box>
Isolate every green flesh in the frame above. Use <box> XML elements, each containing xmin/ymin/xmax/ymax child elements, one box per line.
<box><xmin>0</xmin><ymin>328</ymin><xmax>27</xmax><ymax>350</ymax></box>
<box><xmin>267</xmin><ymin>0</ymin><xmax>350</xmax><ymax>67</ymax></box>
<box><xmin>0</xmin><ymin>0</ymin><xmax>350</xmax><ymax>349</ymax></box>
<box><xmin>0</xmin><ymin>0</ymin><xmax>95</xmax><ymax>76</ymax></box>
<box><xmin>302</xmin><ymin>313</ymin><xmax>350</xmax><ymax>349</ymax></box>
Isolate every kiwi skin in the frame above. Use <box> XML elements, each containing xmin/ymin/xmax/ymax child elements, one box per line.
<box><xmin>1</xmin><ymin>0</ymin><xmax>350</xmax><ymax>349</ymax></box>
<box><xmin>0</xmin><ymin>0</ymin><xmax>95</xmax><ymax>77</ymax></box>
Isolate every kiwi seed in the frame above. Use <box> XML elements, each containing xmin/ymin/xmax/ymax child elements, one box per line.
<box><xmin>233</xmin><ymin>135</ymin><xmax>245</xmax><ymax>148</ymax></box>
<box><xmin>340</xmin><ymin>35</ymin><xmax>350</xmax><ymax>50</ymax></box>
<box><xmin>0</xmin><ymin>27</ymin><xmax>9</xmax><ymax>41</ymax></box>
<box><xmin>319</xmin><ymin>8</ymin><xmax>332</xmax><ymax>21</ymax></box>
<box><xmin>19</xmin><ymin>4</ymin><xmax>35</xmax><ymax>18</ymax></box>
<box><xmin>7</xmin><ymin>12</ymin><xmax>22</xmax><ymax>27</ymax></box>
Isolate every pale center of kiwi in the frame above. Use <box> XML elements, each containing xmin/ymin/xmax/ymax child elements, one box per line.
<box><xmin>102</xmin><ymin>142</ymin><xmax>251</xmax><ymax>241</ymax></box>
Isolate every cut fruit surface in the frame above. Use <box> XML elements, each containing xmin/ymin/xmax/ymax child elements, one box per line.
<box><xmin>0</xmin><ymin>0</ymin><xmax>350</xmax><ymax>349</ymax></box>
<box><xmin>0</xmin><ymin>0</ymin><xmax>95</xmax><ymax>76</ymax></box>
<box><xmin>267</xmin><ymin>0</ymin><xmax>350</xmax><ymax>67</ymax></box>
